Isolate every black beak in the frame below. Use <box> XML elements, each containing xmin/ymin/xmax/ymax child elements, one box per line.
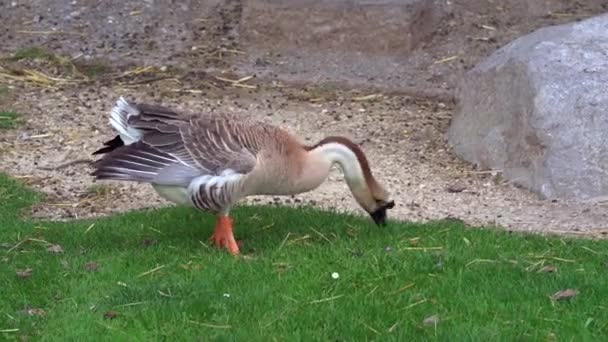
<box><xmin>369</xmin><ymin>200</ymin><xmax>395</xmax><ymax>226</ymax></box>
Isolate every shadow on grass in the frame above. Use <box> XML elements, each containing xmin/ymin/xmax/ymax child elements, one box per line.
<box><xmin>1</xmin><ymin>172</ymin><xmax>423</xmax><ymax>254</ymax></box>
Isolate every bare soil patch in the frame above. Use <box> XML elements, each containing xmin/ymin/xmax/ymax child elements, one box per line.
<box><xmin>1</xmin><ymin>77</ymin><xmax>607</xmax><ymax>237</ymax></box>
<box><xmin>1</xmin><ymin>1</ymin><xmax>607</xmax><ymax>237</ymax></box>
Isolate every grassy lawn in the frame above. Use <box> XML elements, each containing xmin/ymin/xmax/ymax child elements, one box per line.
<box><xmin>0</xmin><ymin>111</ymin><xmax>21</xmax><ymax>129</ymax></box>
<box><xmin>1</xmin><ymin>173</ymin><xmax>608</xmax><ymax>341</ymax></box>
<box><xmin>0</xmin><ymin>86</ymin><xmax>20</xmax><ymax>130</ymax></box>
<box><xmin>3</xmin><ymin>46</ymin><xmax>111</xmax><ymax>81</ymax></box>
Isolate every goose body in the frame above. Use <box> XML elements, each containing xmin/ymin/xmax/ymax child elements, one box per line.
<box><xmin>91</xmin><ymin>97</ymin><xmax>394</xmax><ymax>255</ymax></box>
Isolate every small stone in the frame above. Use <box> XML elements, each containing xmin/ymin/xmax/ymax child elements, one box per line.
<box><xmin>551</xmin><ymin>288</ymin><xmax>577</xmax><ymax>301</ymax></box>
<box><xmin>141</xmin><ymin>238</ymin><xmax>156</xmax><ymax>247</ymax></box>
<box><xmin>446</xmin><ymin>183</ymin><xmax>467</xmax><ymax>193</ymax></box>
<box><xmin>26</xmin><ymin>308</ymin><xmax>46</xmax><ymax>317</ymax></box>
<box><xmin>84</xmin><ymin>262</ymin><xmax>98</xmax><ymax>272</ymax></box>
<box><xmin>16</xmin><ymin>268</ymin><xmax>33</xmax><ymax>279</ymax></box>
<box><xmin>47</xmin><ymin>244</ymin><xmax>64</xmax><ymax>254</ymax></box>
<box><xmin>351</xmin><ymin>250</ymin><xmax>363</xmax><ymax>257</ymax></box>
<box><xmin>104</xmin><ymin>311</ymin><xmax>118</xmax><ymax>319</ymax></box>
<box><xmin>538</xmin><ymin>265</ymin><xmax>556</xmax><ymax>273</ymax></box>
<box><xmin>423</xmin><ymin>314</ymin><xmax>440</xmax><ymax>326</ymax></box>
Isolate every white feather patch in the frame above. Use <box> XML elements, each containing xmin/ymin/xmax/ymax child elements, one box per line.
<box><xmin>109</xmin><ymin>96</ymin><xmax>142</xmax><ymax>145</ymax></box>
<box><xmin>187</xmin><ymin>169</ymin><xmax>243</xmax><ymax>201</ymax></box>
<box><xmin>152</xmin><ymin>184</ymin><xmax>191</xmax><ymax>206</ymax></box>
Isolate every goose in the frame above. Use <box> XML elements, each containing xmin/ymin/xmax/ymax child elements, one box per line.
<box><xmin>91</xmin><ymin>97</ymin><xmax>395</xmax><ymax>255</ymax></box>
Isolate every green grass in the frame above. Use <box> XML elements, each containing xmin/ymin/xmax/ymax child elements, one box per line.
<box><xmin>6</xmin><ymin>47</ymin><xmax>110</xmax><ymax>79</ymax></box>
<box><xmin>9</xmin><ymin>47</ymin><xmax>58</xmax><ymax>62</ymax></box>
<box><xmin>0</xmin><ymin>111</ymin><xmax>21</xmax><ymax>129</ymax></box>
<box><xmin>2</xmin><ymin>173</ymin><xmax>608</xmax><ymax>341</ymax></box>
<box><xmin>85</xmin><ymin>184</ymin><xmax>113</xmax><ymax>197</ymax></box>
<box><xmin>0</xmin><ymin>85</ymin><xmax>9</xmax><ymax>97</ymax></box>
<box><xmin>78</xmin><ymin>62</ymin><xmax>109</xmax><ymax>78</ymax></box>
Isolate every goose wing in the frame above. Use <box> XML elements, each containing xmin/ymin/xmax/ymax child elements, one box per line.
<box><xmin>92</xmin><ymin>115</ymin><xmax>258</xmax><ymax>186</ymax></box>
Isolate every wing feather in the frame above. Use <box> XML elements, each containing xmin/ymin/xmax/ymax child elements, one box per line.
<box><xmin>92</xmin><ymin>98</ymin><xmax>279</xmax><ymax>210</ymax></box>
<box><xmin>91</xmin><ymin>142</ymin><xmax>200</xmax><ymax>185</ymax></box>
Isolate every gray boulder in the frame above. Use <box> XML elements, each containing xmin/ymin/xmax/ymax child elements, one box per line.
<box><xmin>447</xmin><ymin>13</ymin><xmax>608</xmax><ymax>201</ymax></box>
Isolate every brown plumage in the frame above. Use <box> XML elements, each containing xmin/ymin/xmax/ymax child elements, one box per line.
<box><xmin>91</xmin><ymin>97</ymin><xmax>394</xmax><ymax>255</ymax></box>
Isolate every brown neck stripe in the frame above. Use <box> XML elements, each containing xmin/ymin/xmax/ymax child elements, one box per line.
<box><xmin>305</xmin><ymin>136</ymin><xmax>374</xmax><ymax>187</ymax></box>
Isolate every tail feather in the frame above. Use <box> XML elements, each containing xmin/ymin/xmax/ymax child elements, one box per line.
<box><xmin>92</xmin><ymin>96</ymin><xmax>201</xmax><ymax>186</ymax></box>
<box><xmin>109</xmin><ymin>96</ymin><xmax>142</xmax><ymax>144</ymax></box>
<box><xmin>92</xmin><ymin>135</ymin><xmax>124</xmax><ymax>155</ymax></box>
<box><xmin>91</xmin><ymin>142</ymin><xmax>199</xmax><ymax>186</ymax></box>
<box><xmin>91</xmin><ymin>142</ymin><xmax>174</xmax><ymax>183</ymax></box>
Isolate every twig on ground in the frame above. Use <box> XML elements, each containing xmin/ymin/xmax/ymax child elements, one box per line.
<box><xmin>214</xmin><ymin>75</ymin><xmax>257</xmax><ymax>89</ymax></box>
<box><xmin>6</xmin><ymin>237</ymin><xmax>29</xmax><ymax>253</ymax></box>
<box><xmin>38</xmin><ymin>158</ymin><xmax>92</xmax><ymax>171</ymax></box>
<box><xmin>277</xmin><ymin>232</ymin><xmax>291</xmax><ymax>251</ymax></box>
<box><xmin>116</xmin><ymin>301</ymin><xmax>147</xmax><ymax>307</ymax></box>
<box><xmin>400</xmin><ymin>246</ymin><xmax>443</xmax><ymax>251</ymax></box>
<box><xmin>84</xmin><ymin>223</ymin><xmax>95</xmax><ymax>234</ymax></box>
<box><xmin>361</xmin><ymin>321</ymin><xmax>380</xmax><ymax>335</ymax></box>
<box><xmin>433</xmin><ymin>55</ymin><xmax>459</xmax><ymax>64</ymax></box>
<box><xmin>463</xmin><ymin>169</ymin><xmax>503</xmax><ymax>175</ymax></box>
<box><xmin>16</xmin><ymin>30</ymin><xmax>85</xmax><ymax>36</ymax></box>
<box><xmin>137</xmin><ymin>265</ymin><xmax>166</xmax><ymax>278</ymax></box>
<box><xmin>287</xmin><ymin>234</ymin><xmax>311</xmax><ymax>245</ymax></box>
<box><xmin>400</xmin><ymin>298</ymin><xmax>428</xmax><ymax>311</ymax></box>
<box><xmin>188</xmin><ymin>320</ymin><xmax>231</xmax><ymax>329</ymax></box>
<box><xmin>532</xmin><ymin>256</ymin><xmax>576</xmax><ymax>263</ymax></box>
<box><xmin>114</xmin><ymin>66</ymin><xmax>155</xmax><ymax>79</ymax></box>
<box><xmin>352</xmin><ymin>94</ymin><xmax>383</xmax><ymax>102</ymax></box>
<box><xmin>310</xmin><ymin>227</ymin><xmax>332</xmax><ymax>244</ymax></box>
<box><xmin>309</xmin><ymin>294</ymin><xmax>344</xmax><ymax>304</ymax></box>
<box><xmin>389</xmin><ymin>282</ymin><xmax>415</xmax><ymax>295</ymax></box>
<box><xmin>466</xmin><ymin>259</ymin><xmax>498</xmax><ymax>267</ymax></box>
<box><xmin>123</xmin><ymin>76</ymin><xmax>179</xmax><ymax>86</ymax></box>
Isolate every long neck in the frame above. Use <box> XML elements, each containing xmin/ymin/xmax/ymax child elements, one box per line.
<box><xmin>309</xmin><ymin>143</ymin><xmax>367</xmax><ymax>189</ymax></box>
<box><xmin>305</xmin><ymin>137</ymin><xmax>374</xmax><ymax>192</ymax></box>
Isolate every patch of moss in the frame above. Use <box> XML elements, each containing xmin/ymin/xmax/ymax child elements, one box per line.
<box><xmin>79</xmin><ymin>62</ymin><xmax>110</xmax><ymax>77</ymax></box>
<box><xmin>306</xmin><ymin>84</ymin><xmax>340</xmax><ymax>100</ymax></box>
<box><xmin>10</xmin><ymin>47</ymin><xmax>58</xmax><ymax>61</ymax></box>
<box><xmin>0</xmin><ymin>111</ymin><xmax>22</xmax><ymax>129</ymax></box>
<box><xmin>86</xmin><ymin>184</ymin><xmax>114</xmax><ymax>197</ymax></box>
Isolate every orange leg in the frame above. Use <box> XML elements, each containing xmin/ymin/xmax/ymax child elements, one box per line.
<box><xmin>210</xmin><ymin>215</ymin><xmax>240</xmax><ymax>255</ymax></box>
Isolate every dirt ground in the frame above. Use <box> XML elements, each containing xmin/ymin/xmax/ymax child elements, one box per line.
<box><xmin>1</xmin><ymin>1</ymin><xmax>608</xmax><ymax>238</ymax></box>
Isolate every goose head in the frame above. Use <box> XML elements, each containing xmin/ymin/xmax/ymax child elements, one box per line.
<box><xmin>348</xmin><ymin>170</ymin><xmax>395</xmax><ymax>226</ymax></box>
<box><xmin>306</xmin><ymin>136</ymin><xmax>395</xmax><ymax>226</ymax></box>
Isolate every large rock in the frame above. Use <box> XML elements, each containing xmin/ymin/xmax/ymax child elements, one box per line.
<box><xmin>236</xmin><ymin>0</ymin><xmax>446</xmax><ymax>94</ymax></box>
<box><xmin>447</xmin><ymin>13</ymin><xmax>608</xmax><ymax>201</ymax></box>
